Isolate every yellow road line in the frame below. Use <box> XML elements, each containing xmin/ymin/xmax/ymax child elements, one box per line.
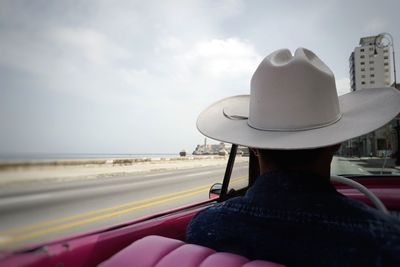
<box><xmin>3</xmin><ymin>188</ymin><xmax>208</xmax><ymax>244</ymax></box>
<box><xmin>0</xmin><ymin>175</ymin><xmax>248</xmax><ymax>244</ymax></box>
<box><xmin>0</xmin><ymin>176</ymin><xmax>245</xmax><ymax>235</ymax></box>
<box><xmin>0</xmin><ymin>184</ymin><xmax>210</xmax><ymax>235</ymax></box>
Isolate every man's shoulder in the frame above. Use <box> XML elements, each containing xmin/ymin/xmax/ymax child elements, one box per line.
<box><xmin>333</xmin><ymin>194</ymin><xmax>400</xmax><ymax>230</ymax></box>
<box><xmin>185</xmin><ymin>203</ymin><xmax>222</xmax><ymax>245</ymax></box>
<box><xmin>188</xmin><ymin>201</ymin><xmax>233</xmax><ymax>225</ymax></box>
<box><xmin>186</xmin><ymin>199</ymin><xmax>244</xmax><ymax>239</ymax></box>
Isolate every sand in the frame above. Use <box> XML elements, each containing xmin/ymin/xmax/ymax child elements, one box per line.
<box><xmin>0</xmin><ymin>156</ymin><xmax>249</xmax><ymax>187</ymax></box>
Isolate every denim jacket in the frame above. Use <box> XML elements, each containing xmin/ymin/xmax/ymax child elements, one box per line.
<box><xmin>186</xmin><ymin>171</ymin><xmax>400</xmax><ymax>266</ymax></box>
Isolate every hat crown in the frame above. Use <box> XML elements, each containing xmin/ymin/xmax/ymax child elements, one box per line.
<box><xmin>249</xmin><ymin>48</ymin><xmax>341</xmax><ymax>131</ymax></box>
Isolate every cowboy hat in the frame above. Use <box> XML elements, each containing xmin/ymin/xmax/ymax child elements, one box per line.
<box><xmin>197</xmin><ymin>48</ymin><xmax>400</xmax><ymax>149</ymax></box>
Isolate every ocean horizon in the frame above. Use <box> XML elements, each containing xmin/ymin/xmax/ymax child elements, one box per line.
<box><xmin>0</xmin><ymin>153</ymin><xmax>180</xmax><ymax>161</ymax></box>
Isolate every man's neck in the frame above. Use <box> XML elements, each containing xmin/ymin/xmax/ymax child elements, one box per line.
<box><xmin>259</xmin><ymin>158</ymin><xmax>332</xmax><ymax>180</ymax></box>
<box><xmin>260</xmin><ymin>165</ymin><xmax>331</xmax><ymax>179</ymax></box>
<box><xmin>256</xmin><ymin>146</ymin><xmax>338</xmax><ymax>180</ymax></box>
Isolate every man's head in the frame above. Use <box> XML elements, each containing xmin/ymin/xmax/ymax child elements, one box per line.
<box><xmin>254</xmin><ymin>144</ymin><xmax>341</xmax><ymax>177</ymax></box>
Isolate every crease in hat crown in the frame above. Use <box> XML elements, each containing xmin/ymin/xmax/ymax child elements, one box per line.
<box><xmin>248</xmin><ymin>47</ymin><xmax>341</xmax><ymax>131</ymax></box>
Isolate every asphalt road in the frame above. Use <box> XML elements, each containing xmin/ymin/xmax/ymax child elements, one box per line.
<box><xmin>332</xmin><ymin>156</ymin><xmax>400</xmax><ymax>176</ymax></box>
<box><xmin>0</xmin><ymin>161</ymin><xmax>248</xmax><ymax>250</ymax></box>
<box><xmin>0</xmin><ymin>156</ymin><xmax>399</xmax><ymax>251</ymax></box>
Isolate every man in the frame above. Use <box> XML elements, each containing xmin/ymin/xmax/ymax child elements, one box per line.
<box><xmin>186</xmin><ymin>48</ymin><xmax>400</xmax><ymax>266</ymax></box>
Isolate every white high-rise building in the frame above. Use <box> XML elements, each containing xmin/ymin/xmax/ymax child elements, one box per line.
<box><xmin>349</xmin><ymin>34</ymin><xmax>395</xmax><ymax>91</ymax></box>
<box><xmin>345</xmin><ymin>34</ymin><xmax>398</xmax><ymax>158</ymax></box>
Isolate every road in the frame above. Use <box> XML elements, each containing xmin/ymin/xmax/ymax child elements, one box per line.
<box><xmin>0</xmin><ymin>156</ymin><xmax>399</xmax><ymax>251</ymax></box>
<box><xmin>332</xmin><ymin>156</ymin><xmax>400</xmax><ymax>176</ymax></box>
<box><xmin>0</xmin><ymin>161</ymin><xmax>248</xmax><ymax>250</ymax></box>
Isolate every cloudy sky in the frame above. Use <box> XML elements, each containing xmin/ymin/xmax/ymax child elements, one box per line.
<box><xmin>0</xmin><ymin>0</ymin><xmax>399</xmax><ymax>156</ymax></box>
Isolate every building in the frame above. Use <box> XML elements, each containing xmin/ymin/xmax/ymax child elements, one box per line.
<box><xmin>346</xmin><ymin>33</ymin><xmax>398</xmax><ymax>158</ymax></box>
<box><xmin>192</xmin><ymin>138</ymin><xmax>249</xmax><ymax>156</ymax></box>
<box><xmin>349</xmin><ymin>35</ymin><xmax>395</xmax><ymax>91</ymax></box>
<box><xmin>192</xmin><ymin>139</ymin><xmax>229</xmax><ymax>155</ymax></box>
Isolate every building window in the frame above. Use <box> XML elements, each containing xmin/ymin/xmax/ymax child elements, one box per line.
<box><xmin>361</xmin><ymin>74</ymin><xmax>366</xmax><ymax>78</ymax></box>
<box><xmin>384</xmin><ymin>62</ymin><xmax>388</xmax><ymax>66</ymax></box>
<box><xmin>384</xmin><ymin>56</ymin><xmax>388</xmax><ymax>59</ymax></box>
<box><xmin>369</xmin><ymin>60</ymin><xmax>374</xmax><ymax>64</ymax></box>
<box><xmin>360</xmin><ymin>62</ymin><xmax>365</xmax><ymax>65</ymax></box>
<box><xmin>369</xmin><ymin>47</ymin><xmax>374</xmax><ymax>51</ymax></box>
<box><xmin>370</xmin><ymin>74</ymin><xmax>375</xmax><ymax>77</ymax></box>
<box><xmin>361</xmin><ymin>48</ymin><xmax>365</xmax><ymax>52</ymax></box>
<box><xmin>360</xmin><ymin>55</ymin><xmax>365</xmax><ymax>59</ymax></box>
<box><xmin>370</xmin><ymin>80</ymin><xmax>375</xmax><ymax>84</ymax></box>
<box><xmin>384</xmin><ymin>48</ymin><xmax>388</xmax><ymax>53</ymax></box>
<box><xmin>370</xmin><ymin>67</ymin><xmax>374</xmax><ymax>71</ymax></box>
<box><xmin>361</xmin><ymin>81</ymin><xmax>366</xmax><ymax>85</ymax></box>
<box><xmin>361</xmin><ymin>68</ymin><xmax>365</xmax><ymax>71</ymax></box>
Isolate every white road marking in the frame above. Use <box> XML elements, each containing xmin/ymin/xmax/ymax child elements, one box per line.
<box><xmin>0</xmin><ymin>193</ymin><xmax>52</xmax><ymax>209</ymax></box>
<box><xmin>185</xmin><ymin>171</ymin><xmax>215</xmax><ymax>177</ymax></box>
<box><xmin>144</xmin><ymin>172</ymin><xmax>174</xmax><ymax>177</ymax></box>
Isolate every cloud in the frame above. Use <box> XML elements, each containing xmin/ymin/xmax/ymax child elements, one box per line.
<box><xmin>117</xmin><ymin>37</ymin><xmax>261</xmax><ymax>102</ymax></box>
<box><xmin>50</xmin><ymin>27</ymin><xmax>131</xmax><ymax>66</ymax></box>
<box><xmin>0</xmin><ymin>30</ymin><xmax>51</xmax><ymax>75</ymax></box>
<box><xmin>363</xmin><ymin>17</ymin><xmax>388</xmax><ymax>34</ymax></box>
<box><xmin>2</xmin><ymin>0</ymin><xmax>399</xmax><ymax>154</ymax></box>
<box><xmin>183</xmin><ymin>38</ymin><xmax>261</xmax><ymax>77</ymax></box>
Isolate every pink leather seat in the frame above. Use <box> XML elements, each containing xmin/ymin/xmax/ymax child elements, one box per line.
<box><xmin>98</xmin><ymin>235</ymin><xmax>284</xmax><ymax>267</ymax></box>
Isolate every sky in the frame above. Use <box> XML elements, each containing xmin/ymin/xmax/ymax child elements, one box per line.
<box><xmin>0</xmin><ymin>0</ymin><xmax>399</xmax><ymax>156</ymax></box>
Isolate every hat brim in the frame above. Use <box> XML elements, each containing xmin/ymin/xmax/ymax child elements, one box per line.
<box><xmin>197</xmin><ymin>87</ymin><xmax>400</xmax><ymax>149</ymax></box>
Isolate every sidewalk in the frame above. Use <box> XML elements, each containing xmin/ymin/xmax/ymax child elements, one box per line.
<box><xmin>0</xmin><ymin>156</ymin><xmax>249</xmax><ymax>187</ymax></box>
<box><xmin>341</xmin><ymin>156</ymin><xmax>400</xmax><ymax>172</ymax></box>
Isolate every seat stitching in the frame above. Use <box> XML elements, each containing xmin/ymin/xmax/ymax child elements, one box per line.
<box><xmin>198</xmin><ymin>251</ymin><xmax>249</xmax><ymax>267</ymax></box>
<box><xmin>153</xmin><ymin>242</ymin><xmax>185</xmax><ymax>267</ymax></box>
<box><xmin>197</xmin><ymin>250</ymin><xmax>216</xmax><ymax>267</ymax></box>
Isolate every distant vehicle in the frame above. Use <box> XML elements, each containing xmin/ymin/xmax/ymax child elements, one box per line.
<box><xmin>179</xmin><ymin>150</ymin><xmax>187</xmax><ymax>157</ymax></box>
<box><xmin>1</xmin><ymin>146</ymin><xmax>399</xmax><ymax>266</ymax></box>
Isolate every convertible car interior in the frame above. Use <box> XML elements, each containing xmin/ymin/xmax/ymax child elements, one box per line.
<box><xmin>99</xmin><ymin>235</ymin><xmax>283</xmax><ymax>267</ymax></box>
<box><xmin>1</xmin><ymin>146</ymin><xmax>399</xmax><ymax>267</ymax></box>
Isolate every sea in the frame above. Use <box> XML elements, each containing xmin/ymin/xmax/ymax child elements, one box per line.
<box><xmin>0</xmin><ymin>153</ymin><xmax>178</xmax><ymax>161</ymax></box>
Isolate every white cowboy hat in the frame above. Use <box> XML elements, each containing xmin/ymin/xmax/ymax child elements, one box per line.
<box><xmin>197</xmin><ymin>48</ymin><xmax>400</xmax><ymax>149</ymax></box>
